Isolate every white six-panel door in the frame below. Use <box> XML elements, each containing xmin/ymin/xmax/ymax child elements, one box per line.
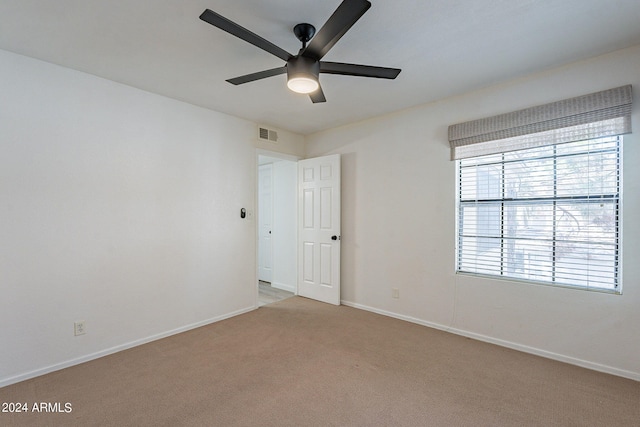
<box><xmin>298</xmin><ymin>154</ymin><xmax>341</xmax><ymax>305</ymax></box>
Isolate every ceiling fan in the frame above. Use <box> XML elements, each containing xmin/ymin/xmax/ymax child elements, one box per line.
<box><xmin>199</xmin><ymin>0</ymin><xmax>401</xmax><ymax>103</ymax></box>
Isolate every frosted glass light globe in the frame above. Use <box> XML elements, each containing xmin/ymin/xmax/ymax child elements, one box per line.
<box><xmin>287</xmin><ymin>77</ymin><xmax>319</xmax><ymax>94</ymax></box>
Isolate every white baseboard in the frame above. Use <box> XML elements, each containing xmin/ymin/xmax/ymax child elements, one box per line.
<box><xmin>271</xmin><ymin>281</ymin><xmax>295</xmax><ymax>293</ymax></box>
<box><xmin>0</xmin><ymin>305</ymin><xmax>256</xmax><ymax>388</ymax></box>
<box><xmin>340</xmin><ymin>299</ymin><xmax>640</xmax><ymax>382</ymax></box>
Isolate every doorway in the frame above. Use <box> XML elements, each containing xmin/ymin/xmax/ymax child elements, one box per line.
<box><xmin>257</xmin><ymin>154</ymin><xmax>297</xmax><ymax>306</ymax></box>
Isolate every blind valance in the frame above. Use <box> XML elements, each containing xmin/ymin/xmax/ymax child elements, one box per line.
<box><xmin>448</xmin><ymin>85</ymin><xmax>632</xmax><ymax>160</ymax></box>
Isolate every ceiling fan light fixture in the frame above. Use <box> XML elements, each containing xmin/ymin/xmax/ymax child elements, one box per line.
<box><xmin>287</xmin><ymin>56</ymin><xmax>320</xmax><ymax>94</ymax></box>
<box><xmin>287</xmin><ymin>76</ymin><xmax>319</xmax><ymax>94</ymax></box>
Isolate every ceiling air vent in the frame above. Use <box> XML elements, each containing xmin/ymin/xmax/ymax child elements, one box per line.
<box><xmin>258</xmin><ymin>127</ymin><xmax>278</xmax><ymax>143</ymax></box>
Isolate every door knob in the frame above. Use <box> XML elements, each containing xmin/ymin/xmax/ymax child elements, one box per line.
<box><xmin>331</xmin><ymin>235</ymin><xmax>340</xmax><ymax>241</ymax></box>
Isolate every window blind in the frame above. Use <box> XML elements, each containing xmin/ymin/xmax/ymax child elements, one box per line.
<box><xmin>457</xmin><ymin>136</ymin><xmax>621</xmax><ymax>291</ymax></box>
<box><xmin>449</xmin><ymin>85</ymin><xmax>632</xmax><ymax>160</ymax></box>
<box><xmin>452</xmin><ymin>86</ymin><xmax>632</xmax><ymax>292</ymax></box>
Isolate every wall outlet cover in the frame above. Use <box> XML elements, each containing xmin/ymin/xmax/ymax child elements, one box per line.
<box><xmin>74</xmin><ymin>321</ymin><xmax>86</xmax><ymax>336</ymax></box>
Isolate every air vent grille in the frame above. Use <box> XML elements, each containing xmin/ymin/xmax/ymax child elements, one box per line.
<box><xmin>258</xmin><ymin>127</ymin><xmax>278</xmax><ymax>143</ymax></box>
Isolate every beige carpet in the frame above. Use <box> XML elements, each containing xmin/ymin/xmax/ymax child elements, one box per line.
<box><xmin>1</xmin><ymin>296</ymin><xmax>638</xmax><ymax>426</ymax></box>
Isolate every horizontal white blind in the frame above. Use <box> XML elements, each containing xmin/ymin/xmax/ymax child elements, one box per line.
<box><xmin>449</xmin><ymin>85</ymin><xmax>632</xmax><ymax>160</ymax></box>
<box><xmin>457</xmin><ymin>136</ymin><xmax>620</xmax><ymax>291</ymax></box>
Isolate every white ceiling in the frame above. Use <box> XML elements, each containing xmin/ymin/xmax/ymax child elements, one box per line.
<box><xmin>2</xmin><ymin>0</ymin><xmax>640</xmax><ymax>135</ymax></box>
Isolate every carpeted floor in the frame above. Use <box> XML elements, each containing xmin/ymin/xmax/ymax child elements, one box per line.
<box><xmin>1</xmin><ymin>296</ymin><xmax>638</xmax><ymax>426</ymax></box>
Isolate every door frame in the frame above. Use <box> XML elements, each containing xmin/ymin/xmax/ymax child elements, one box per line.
<box><xmin>255</xmin><ymin>149</ymin><xmax>300</xmax><ymax>308</ymax></box>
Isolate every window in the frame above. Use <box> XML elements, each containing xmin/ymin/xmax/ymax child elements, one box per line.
<box><xmin>456</xmin><ymin>135</ymin><xmax>621</xmax><ymax>291</ymax></box>
<box><xmin>448</xmin><ymin>85</ymin><xmax>632</xmax><ymax>292</ymax></box>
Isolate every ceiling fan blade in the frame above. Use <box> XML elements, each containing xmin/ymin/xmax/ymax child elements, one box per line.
<box><xmin>301</xmin><ymin>0</ymin><xmax>371</xmax><ymax>60</ymax></box>
<box><xmin>309</xmin><ymin>85</ymin><xmax>327</xmax><ymax>103</ymax></box>
<box><xmin>226</xmin><ymin>67</ymin><xmax>287</xmax><ymax>85</ymax></box>
<box><xmin>320</xmin><ymin>62</ymin><xmax>401</xmax><ymax>79</ymax></box>
<box><xmin>200</xmin><ymin>9</ymin><xmax>292</xmax><ymax>62</ymax></box>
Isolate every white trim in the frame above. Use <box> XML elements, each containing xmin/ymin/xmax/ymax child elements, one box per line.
<box><xmin>0</xmin><ymin>306</ymin><xmax>256</xmax><ymax>388</ymax></box>
<box><xmin>340</xmin><ymin>299</ymin><xmax>640</xmax><ymax>382</ymax></box>
<box><xmin>271</xmin><ymin>281</ymin><xmax>296</xmax><ymax>293</ymax></box>
<box><xmin>256</xmin><ymin>149</ymin><xmax>301</xmax><ymax>163</ymax></box>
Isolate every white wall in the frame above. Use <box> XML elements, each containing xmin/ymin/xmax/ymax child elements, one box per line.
<box><xmin>0</xmin><ymin>49</ymin><xmax>303</xmax><ymax>386</ymax></box>
<box><xmin>306</xmin><ymin>44</ymin><xmax>640</xmax><ymax>380</ymax></box>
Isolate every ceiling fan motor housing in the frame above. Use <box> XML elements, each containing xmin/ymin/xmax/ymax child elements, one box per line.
<box><xmin>287</xmin><ymin>56</ymin><xmax>320</xmax><ymax>82</ymax></box>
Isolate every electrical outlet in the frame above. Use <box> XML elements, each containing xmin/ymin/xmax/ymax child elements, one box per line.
<box><xmin>392</xmin><ymin>288</ymin><xmax>400</xmax><ymax>299</ymax></box>
<box><xmin>74</xmin><ymin>321</ymin><xmax>86</xmax><ymax>336</ymax></box>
